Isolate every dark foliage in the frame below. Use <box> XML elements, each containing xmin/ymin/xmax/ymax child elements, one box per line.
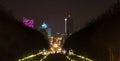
<box><xmin>64</xmin><ymin>2</ymin><xmax>120</xmax><ymax>61</ymax></box>
<box><xmin>0</xmin><ymin>5</ymin><xmax>49</xmax><ymax>61</ymax></box>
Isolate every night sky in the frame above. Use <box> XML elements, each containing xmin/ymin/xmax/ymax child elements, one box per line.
<box><xmin>1</xmin><ymin>0</ymin><xmax>116</xmax><ymax>34</ymax></box>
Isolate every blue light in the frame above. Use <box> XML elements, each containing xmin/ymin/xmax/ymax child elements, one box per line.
<box><xmin>42</xmin><ymin>22</ymin><xmax>47</xmax><ymax>29</ymax></box>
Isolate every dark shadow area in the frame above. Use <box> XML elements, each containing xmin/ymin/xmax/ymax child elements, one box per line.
<box><xmin>43</xmin><ymin>53</ymin><xmax>68</xmax><ymax>61</ymax></box>
<box><xmin>0</xmin><ymin>5</ymin><xmax>49</xmax><ymax>61</ymax></box>
<box><xmin>64</xmin><ymin>2</ymin><xmax>120</xmax><ymax>61</ymax></box>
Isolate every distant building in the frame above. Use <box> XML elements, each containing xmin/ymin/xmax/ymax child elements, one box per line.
<box><xmin>41</xmin><ymin>22</ymin><xmax>48</xmax><ymax>29</ymax></box>
<box><xmin>22</xmin><ymin>17</ymin><xmax>34</xmax><ymax>28</ymax></box>
<box><xmin>64</xmin><ymin>12</ymin><xmax>74</xmax><ymax>37</ymax></box>
<box><xmin>40</xmin><ymin>21</ymin><xmax>51</xmax><ymax>40</ymax></box>
<box><xmin>40</xmin><ymin>22</ymin><xmax>48</xmax><ymax>39</ymax></box>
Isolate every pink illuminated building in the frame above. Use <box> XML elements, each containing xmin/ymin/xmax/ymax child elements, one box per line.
<box><xmin>23</xmin><ymin>17</ymin><xmax>34</xmax><ymax>28</ymax></box>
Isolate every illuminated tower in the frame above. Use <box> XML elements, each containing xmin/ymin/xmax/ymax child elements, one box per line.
<box><xmin>64</xmin><ymin>12</ymin><xmax>74</xmax><ymax>37</ymax></box>
<box><xmin>22</xmin><ymin>17</ymin><xmax>34</xmax><ymax>28</ymax></box>
<box><xmin>40</xmin><ymin>21</ymin><xmax>51</xmax><ymax>39</ymax></box>
<box><xmin>40</xmin><ymin>22</ymin><xmax>48</xmax><ymax>39</ymax></box>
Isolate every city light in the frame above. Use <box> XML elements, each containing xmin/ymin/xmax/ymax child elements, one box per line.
<box><xmin>40</xmin><ymin>55</ymin><xmax>49</xmax><ymax>61</ymax></box>
<box><xmin>65</xmin><ymin>18</ymin><xmax>67</xmax><ymax>33</ymax></box>
<box><xmin>41</xmin><ymin>22</ymin><xmax>47</xmax><ymax>29</ymax></box>
<box><xmin>53</xmin><ymin>43</ymin><xmax>58</xmax><ymax>48</ymax></box>
<box><xmin>18</xmin><ymin>48</ymin><xmax>93</xmax><ymax>61</ymax></box>
<box><xmin>66</xmin><ymin>55</ymin><xmax>76</xmax><ymax>61</ymax></box>
<box><xmin>22</xmin><ymin>17</ymin><xmax>34</xmax><ymax>28</ymax></box>
<box><xmin>18</xmin><ymin>16</ymin><xmax>93</xmax><ymax>61</ymax></box>
<box><xmin>65</xmin><ymin>18</ymin><xmax>67</xmax><ymax>21</ymax></box>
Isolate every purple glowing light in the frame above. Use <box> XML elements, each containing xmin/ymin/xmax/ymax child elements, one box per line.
<box><xmin>23</xmin><ymin>17</ymin><xmax>34</xmax><ymax>28</ymax></box>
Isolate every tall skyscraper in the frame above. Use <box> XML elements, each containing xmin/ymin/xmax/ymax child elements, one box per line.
<box><xmin>40</xmin><ymin>21</ymin><xmax>51</xmax><ymax>40</ymax></box>
<box><xmin>40</xmin><ymin>22</ymin><xmax>48</xmax><ymax>39</ymax></box>
<box><xmin>64</xmin><ymin>12</ymin><xmax>74</xmax><ymax>37</ymax></box>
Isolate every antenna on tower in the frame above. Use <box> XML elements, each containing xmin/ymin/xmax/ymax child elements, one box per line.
<box><xmin>67</xmin><ymin>10</ymin><xmax>71</xmax><ymax>18</ymax></box>
<box><xmin>41</xmin><ymin>16</ymin><xmax>46</xmax><ymax>23</ymax></box>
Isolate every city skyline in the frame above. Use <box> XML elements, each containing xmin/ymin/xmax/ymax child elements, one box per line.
<box><xmin>1</xmin><ymin>0</ymin><xmax>117</xmax><ymax>33</ymax></box>
<box><xmin>0</xmin><ymin>0</ymin><xmax>120</xmax><ymax>61</ymax></box>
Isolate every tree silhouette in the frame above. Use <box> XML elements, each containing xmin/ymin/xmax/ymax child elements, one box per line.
<box><xmin>64</xmin><ymin>2</ymin><xmax>120</xmax><ymax>61</ymax></box>
<box><xmin>0</xmin><ymin>5</ymin><xmax>49</xmax><ymax>61</ymax></box>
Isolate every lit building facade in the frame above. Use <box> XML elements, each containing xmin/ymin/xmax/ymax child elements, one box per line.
<box><xmin>22</xmin><ymin>17</ymin><xmax>34</xmax><ymax>28</ymax></box>
<box><xmin>40</xmin><ymin>22</ymin><xmax>51</xmax><ymax>40</ymax></box>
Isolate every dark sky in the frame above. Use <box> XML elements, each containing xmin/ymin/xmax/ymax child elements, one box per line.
<box><xmin>1</xmin><ymin>0</ymin><xmax>117</xmax><ymax>34</ymax></box>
